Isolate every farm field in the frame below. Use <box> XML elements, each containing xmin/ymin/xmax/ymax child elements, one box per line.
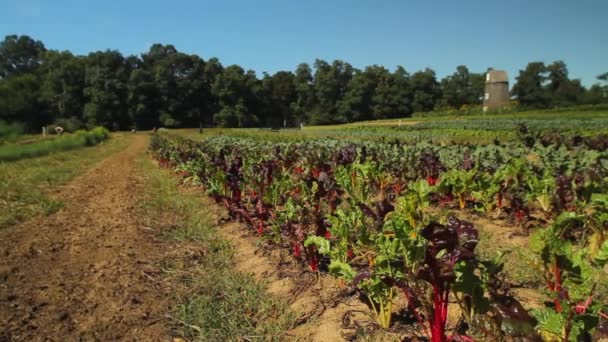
<box><xmin>1</xmin><ymin>111</ymin><xmax>608</xmax><ymax>341</ymax></box>
<box><xmin>2</xmin><ymin>2</ymin><xmax>608</xmax><ymax>340</ymax></box>
<box><xmin>174</xmin><ymin>108</ymin><xmax>608</xmax><ymax>144</ymax></box>
<box><xmin>153</xmin><ymin>110</ymin><xmax>608</xmax><ymax>341</ymax></box>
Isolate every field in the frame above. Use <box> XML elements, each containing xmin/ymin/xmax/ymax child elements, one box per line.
<box><xmin>1</xmin><ymin>110</ymin><xmax>608</xmax><ymax>341</ymax></box>
<box><xmin>158</xmin><ymin>109</ymin><xmax>608</xmax><ymax>341</ymax></box>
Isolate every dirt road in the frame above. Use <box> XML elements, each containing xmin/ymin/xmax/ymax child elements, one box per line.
<box><xmin>0</xmin><ymin>135</ymin><xmax>171</xmax><ymax>342</ymax></box>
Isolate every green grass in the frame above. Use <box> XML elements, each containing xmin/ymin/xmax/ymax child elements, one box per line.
<box><xmin>0</xmin><ymin>133</ymin><xmax>130</xmax><ymax>228</ymax></box>
<box><xmin>171</xmin><ymin>108</ymin><xmax>608</xmax><ymax>144</ymax></box>
<box><xmin>138</xmin><ymin>156</ymin><xmax>296</xmax><ymax>341</ymax></box>
<box><xmin>0</xmin><ymin>127</ymin><xmax>110</xmax><ymax>161</ymax></box>
<box><xmin>475</xmin><ymin>229</ymin><xmax>543</xmax><ymax>287</ymax></box>
<box><xmin>168</xmin><ymin>106</ymin><xmax>608</xmax><ymax>145</ymax></box>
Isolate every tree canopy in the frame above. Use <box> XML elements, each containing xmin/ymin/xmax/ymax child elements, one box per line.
<box><xmin>0</xmin><ymin>34</ymin><xmax>605</xmax><ymax>131</ymax></box>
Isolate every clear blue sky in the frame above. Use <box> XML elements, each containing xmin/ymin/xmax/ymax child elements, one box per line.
<box><xmin>1</xmin><ymin>0</ymin><xmax>606</xmax><ymax>86</ymax></box>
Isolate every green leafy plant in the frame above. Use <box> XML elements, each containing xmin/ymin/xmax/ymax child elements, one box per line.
<box><xmin>529</xmin><ymin>218</ymin><xmax>608</xmax><ymax>340</ymax></box>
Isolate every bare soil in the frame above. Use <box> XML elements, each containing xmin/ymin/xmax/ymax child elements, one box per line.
<box><xmin>0</xmin><ymin>135</ymin><xmax>173</xmax><ymax>342</ymax></box>
<box><xmin>206</xmin><ymin>217</ymin><xmax>373</xmax><ymax>342</ymax></box>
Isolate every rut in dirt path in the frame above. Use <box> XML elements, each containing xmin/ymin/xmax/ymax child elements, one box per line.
<box><xmin>0</xmin><ymin>135</ymin><xmax>172</xmax><ymax>342</ymax></box>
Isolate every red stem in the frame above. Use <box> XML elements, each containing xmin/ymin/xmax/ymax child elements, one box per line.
<box><xmin>431</xmin><ymin>283</ymin><xmax>447</xmax><ymax>342</ymax></box>
<box><xmin>553</xmin><ymin>259</ymin><xmax>563</xmax><ymax>313</ymax></box>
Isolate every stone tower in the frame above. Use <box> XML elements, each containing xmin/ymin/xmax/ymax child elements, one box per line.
<box><xmin>483</xmin><ymin>70</ymin><xmax>509</xmax><ymax>112</ymax></box>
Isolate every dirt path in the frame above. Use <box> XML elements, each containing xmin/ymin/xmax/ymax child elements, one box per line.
<box><xmin>0</xmin><ymin>135</ymin><xmax>171</xmax><ymax>342</ymax></box>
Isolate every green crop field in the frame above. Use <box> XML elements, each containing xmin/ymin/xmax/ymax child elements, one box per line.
<box><xmin>151</xmin><ymin>109</ymin><xmax>608</xmax><ymax>340</ymax></box>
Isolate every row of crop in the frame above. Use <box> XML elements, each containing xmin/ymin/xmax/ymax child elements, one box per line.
<box><xmin>151</xmin><ymin>133</ymin><xmax>608</xmax><ymax>341</ymax></box>
<box><xmin>411</xmin><ymin>104</ymin><xmax>608</xmax><ymax>119</ymax></box>
<box><xmin>0</xmin><ymin>127</ymin><xmax>110</xmax><ymax>162</ymax></box>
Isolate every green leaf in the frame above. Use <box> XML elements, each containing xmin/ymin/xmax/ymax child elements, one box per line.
<box><xmin>594</xmin><ymin>240</ymin><xmax>608</xmax><ymax>266</ymax></box>
<box><xmin>304</xmin><ymin>236</ymin><xmax>331</xmax><ymax>255</ymax></box>
<box><xmin>328</xmin><ymin>260</ymin><xmax>355</xmax><ymax>281</ymax></box>
<box><xmin>530</xmin><ymin>308</ymin><xmax>564</xmax><ymax>337</ymax></box>
<box><xmin>453</xmin><ymin>261</ymin><xmax>489</xmax><ymax>313</ymax></box>
<box><xmin>591</xmin><ymin>193</ymin><xmax>608</xmax><ymax>204</ymax></box>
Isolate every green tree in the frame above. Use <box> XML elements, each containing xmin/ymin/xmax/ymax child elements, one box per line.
<box><xmin>311</xmin><ymin>59</ymin><xmax>353</xmax><ymax>124</ymax></box>
<box><xmin>39</xmin><ymin>50</ymin><xmax>86</xmax><ymax>127</ymax></box>
<box><xmin>411</xmin><ymin>68</ymin><xmax>440</xmax><ymax>112</ymax></box>
<box><xmin>262</xmin><ymin>71</ymin><xmax>296</xmax><ymax>127</ymax></box>
<box><xmin>372</xmin><ymin>66</ymin><xmax>413</xmax><ymax>119</ymax></box>
<box><xmin>83</xmin><ymin>50</ymin><xmax>130</xmax><ymax>130</ymax></box>
<box><xmin>440</xmin><ymin>65</ymin><xmax>484</xmax><ymax>108</ymax></box>
<box><xmin>337</xmin><ymin>66</ymin><xmax>377</xmax><ymax>122</ymax></box>
<box><xmin>512</xmin><ymin>62</ymin><xmax>550</xmax><ymax>108</ymax></box>
<box><xmin>128</xmin><ymin>57</ymin><xmax>159</xmax><ymax>130</ymax></box>
<box><xmin>211</xmin><ymin>65</ymin><xmax>259</xmax><ymax>127</ymax></box>
<box><xmin>586</xmin><ymin>72</ymin><xmax>608</xmax><ymax>104</ymax></box>
<box><xmin>546</xmin><ymin>60</ymin><xmax>584</xmax><ymax>107</ymax></box>
<box><xmin>201</xmin><ymin>57</ymin><xmax>224</xmax><ymax>128</ymax></box>
<box><xmin>292</xmin><ymin>63</ymin><xmax>315</xmax><ymax>124</ymax></box>
<box><xmin>0</xmin><ymin>35</ymin><xmax>46</xmax><ymax>79</ymax></box>
<box><xmin>0</xmin><ymin>73</ymin><xmax>46</xmax><ymax>129</ymax></box>
<box><xmin>583</xmin><ymin>84</ymin><xmax>606</xmax><ymax>104</ymax></box>
<box><xmin>390</xmin><ymin>66</ymin><xmax>414</xmax><ymax>117</ymax></box>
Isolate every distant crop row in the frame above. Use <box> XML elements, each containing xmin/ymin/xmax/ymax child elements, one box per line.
<box><xmin>151</xmin><ymin>130</ymin><xmax>608</xmax><ymax>341</ymax></box>
<box><xmin>0</xmin><ymin>127</ymin><xmax>109</xmax><ymax>162</ymax></box>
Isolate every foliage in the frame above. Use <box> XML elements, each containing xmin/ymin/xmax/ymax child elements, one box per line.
<box><xmin>151</xmin><ymin>128</ymin><xmax>608</xmax><ymax>339</ymax></box>
<box><xmin>0</xmin><ymin>127</ymin><xmax>110</xmax><ymax>161</ymax></box>
<box><xmin>2</xmin><ymin>34</ymin><xmax>606</xmax><ymax>132</ymax></box>
<box><xmin>528</xmin><ymin>210</ymin><xmax>608</xmax><ymax>341</ymax></box>
<box><xmin>0</xmin><ymin>120</ymin><xmax>24</xmax><ymax>142</ymax></box>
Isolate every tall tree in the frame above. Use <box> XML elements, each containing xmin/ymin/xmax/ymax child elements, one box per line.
<box><xmin>512</xmin><ymin>62</ymin><xmax>549</xmax><ymax>108</ymax></box>
<box><xmin>372</xmin><ymin>66</ymin><xmax>413</xmax><ymax>119</ymax></box>
<box><xmin>128</xmin><ymin>55</ymin><xmax>159</xmax><ymax>130</ymax></box>
<box><xmin>83</xmin><ymin>50</ymin><xmax>130</xmax><ymax>130</ymax></box>
<box><xmin>262</xmin><ymin>71</ymin><xmax>296</xmax><ymax>127</ymax></box>
<box><xmin>211</xmin><ymin>65</ymin><xmax>259</xmax><ymax>127</ymax></box>
<box><xmin>583</xmin><ymin>72</ymin><xmax>608</xmax><ymax>104</ymax></box>
<box><xmin>337</xmin><ymin>66</ymin><xmax>378</xmax><ymax>122</ymax></box>
<box><xmin>292</xmin><ymin>63</ymin><xmax>314</xmax><ymax>124</ymax></box>
<box><xmin>411</xmin><ymin>68</ymin><xmax>441</xmax><ymax>112</ymax></box>
<box><xmin>311</xmin><ymin>59</ymin><xmax>353</xmax><ymax>124</ymax></box>
<box><xmin>39</xmin><ymin>50</ymin><xmax>86</xmax><ymax>127</ymax></box>
<box><xmin>0</xmin><ymin>35</ymin><xmax>47</xmax><ymax>129</ymax></box>
<box><xmin>546</xmin><ymin>60</ymin><xmax>584</xmax><ymax>107</ymax></box>
<box><xmin>201</xmin><ymin>57</ymin><xmax>224</xmax><ymax>128</ymax></box>
<box><xmin>0</xmin><ymin>73</ymin><xmax>46</xmax><ymax>129</ymax></box>
<box><xmin>440</xmin><ymin>65</ymin><xmax>484</xmax><ymax>108</ymax></box>
<box><xmin>0</xmin><ymin>35</ymin><xmax>46</xmax><ymax>79</ymax></box>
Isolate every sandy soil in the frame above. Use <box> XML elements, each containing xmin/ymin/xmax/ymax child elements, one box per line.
<box><xmin>0</xmin><ymin>135</ymin><xmax>173</xmax><ymax>342</ymax></box>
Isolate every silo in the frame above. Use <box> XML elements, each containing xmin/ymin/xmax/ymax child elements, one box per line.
<box><xmin>483</xmin><ymin>70</ymin><xmax>510</xmax><ymax>111</ymax></box>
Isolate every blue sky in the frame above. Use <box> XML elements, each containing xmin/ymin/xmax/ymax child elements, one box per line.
<box><xmin>1</xmin><ymin>0</ymin><xmax>607</xmax><ymax>86</ymax></box>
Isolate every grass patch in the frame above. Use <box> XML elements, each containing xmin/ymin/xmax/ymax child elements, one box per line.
<box><xmin>476</xmin><ymin>229</ymin><xmax>543</xmax><ymax>286</ymax></box>
<box><xmin>0</xmin><ymin>133</ymin><xmax>130</xmax><ymax>228</ymax></box>
<box><xmin>169</xmin><ymin>106</ymin><xmax>608</xmax><ymax>145</ymax></box>
<box><xmin>138</xmin><ymin>156</ymin><xmax>296</xmax><ymax>341</ymax></box>
<box><xmin>0</xmin><ymin>127</ymin><xmax>110</xmax><ymax>162</ymax></box>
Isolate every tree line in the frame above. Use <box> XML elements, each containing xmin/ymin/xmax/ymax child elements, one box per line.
<box><xmin>0</xmin><ymin>34</ymin><xmax>607</xmax><ymax>132</ymax></box>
